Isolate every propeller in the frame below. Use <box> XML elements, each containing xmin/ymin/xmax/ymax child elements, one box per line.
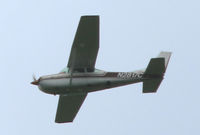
<box><xmin>32</xmin><ymin>74</ymin><xmax>37</xmax><ymax>81</ymax></box>
<box><xmin>31</xmin><ymin>74</ymin><xmax>39</xmax><ymax>85</ymax></box>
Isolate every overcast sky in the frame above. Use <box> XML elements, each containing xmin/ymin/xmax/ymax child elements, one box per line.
<box><xmin>0</xmin><ymin>0</ymin><xmax>200</xmax><ymax>135</ymax></box>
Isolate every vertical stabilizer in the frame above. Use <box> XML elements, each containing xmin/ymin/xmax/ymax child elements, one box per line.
<box><xmin>157</xmin><ymin>51</ymin><xmax>172</xmax><ymax>72</ymax></box>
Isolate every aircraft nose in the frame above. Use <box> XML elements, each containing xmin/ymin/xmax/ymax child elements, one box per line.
<box><xmin>31</xmin><ymin>79</ymin><xmax>40</xmax><ymax>85</ymax></box>
<box><xmin>31</xmin><ymin>75</ymin><xmax>41</xmax><ymax>85</ymax></box>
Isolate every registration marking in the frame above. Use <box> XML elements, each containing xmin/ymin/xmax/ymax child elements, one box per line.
<box><xmin>117</xmin><ymin>72</ymin><xmax>143</xmax><ymax>79</ymax></box>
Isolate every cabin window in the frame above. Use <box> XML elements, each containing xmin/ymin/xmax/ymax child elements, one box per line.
<box><xmin>87</xmin><ymin>68</ymin><xmax>94</xmax><ymax>72</ymax></box>
<box><xmin>74</xmin><ymin>68</ymin><xmax>85</xmax><ymax>73</ymax></box>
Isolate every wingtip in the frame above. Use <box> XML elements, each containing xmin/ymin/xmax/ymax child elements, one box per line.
<box><xmin>81</xmin><ymin>15</ymin><xmax>99</xmax><ymax>18</ymax></box>
<box><xmin>55</xmin><ymin>119</ymin><xmax>73</xmax><ymax>124</ymax></box>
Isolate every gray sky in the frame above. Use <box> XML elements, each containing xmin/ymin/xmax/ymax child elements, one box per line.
<box><xmin>0</xmin><ymin>0</ymin><xmax>200</xmax><ymax>135</ymax></box>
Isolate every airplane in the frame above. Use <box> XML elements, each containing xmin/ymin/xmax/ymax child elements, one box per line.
<box><xmin>31</xmin><ymin>15</ymin><xmax>172</xmax><ymax>123</ymax></box>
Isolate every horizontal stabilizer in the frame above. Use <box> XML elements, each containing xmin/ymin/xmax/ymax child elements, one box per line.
<box><xmin>143</xmin><ymin>79</ymin><xmax>163</xmax><ymax>93</ymax></box>
<box><xmin>143</xmin><ymin>51</ymin><xmax>172</xmax><ymax>93</ymax></box>
<box><xmin>144</xmin><ymin>58</ymin><xmax>165</xmax><ymax>76</ymax></box>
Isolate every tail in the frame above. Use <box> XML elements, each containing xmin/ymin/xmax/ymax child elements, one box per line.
<box><xmin>143</xmin><ymin>52</ymin><xmax>172</xmax><ymax>93</ymax></box>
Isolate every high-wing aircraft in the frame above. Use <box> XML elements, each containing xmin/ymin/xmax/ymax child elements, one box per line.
<box><xmin>31</xmin><ymin>16</ymin><xmax>172</xmax><ymax>123</ymax></box>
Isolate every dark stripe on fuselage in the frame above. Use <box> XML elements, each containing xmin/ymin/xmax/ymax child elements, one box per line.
<box><xmin>40</xmin><ymin>72</ymin><xmax>119</xmax><ymax>81</ymax></box>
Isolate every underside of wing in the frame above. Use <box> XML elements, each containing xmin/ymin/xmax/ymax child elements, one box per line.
<box><xmin>55</xmin><ymin>93</ymin><xmax>87</xmax><ymax>123</ymax></box>
<box><xmin>67</xmin><ymin>16</ymin><xmax>99</xmax><ymax>72</ymax></box>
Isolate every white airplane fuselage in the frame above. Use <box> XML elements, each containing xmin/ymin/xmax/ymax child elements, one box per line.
<box><xmin>35</xmin><ymin>71</ymin><xmax>146</xmax><ymax>95</ymax></box>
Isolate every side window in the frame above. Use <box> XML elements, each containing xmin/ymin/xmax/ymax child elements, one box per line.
<box><xmin>87</xmin><ymin>68</ymin><xmax>94</xmax><ymax>72</ymax></box>
<box><xmin>74</xmin><ymin>68</ymin><xmax>85</xmax><ymax>73</ymax></box>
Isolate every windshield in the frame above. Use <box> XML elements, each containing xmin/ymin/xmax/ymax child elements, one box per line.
<box><xmin>60</xmin><ymin>67</ymin><xmax>69</xmax><ymax>73</ymax></box>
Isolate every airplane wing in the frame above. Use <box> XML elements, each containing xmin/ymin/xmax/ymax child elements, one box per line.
<box><xmin>55</xmin><ymin>93</ymin><xmax>87</xmax><ymax>123</ymax></box>
<box><xmin>67</xmin><ymin>16</ymin><xmax>99</xmax><ymax>72</ymax></box>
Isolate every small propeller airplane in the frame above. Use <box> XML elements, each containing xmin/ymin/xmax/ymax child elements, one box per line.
<box><xmin>31</xmin><ymin>15</ymin><xmax>171</xmax><ymax>123</ymax></box>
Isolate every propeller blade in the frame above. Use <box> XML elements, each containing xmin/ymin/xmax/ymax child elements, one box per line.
<box><xmin>31</xmin><ymin>74</ymin><xmax>39</xmax><ymax>85</ymax></box>
<box><xmin>32</xmin><ymin>74</ymin><xmax>36</xmax><ymax>81</ymax></box>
